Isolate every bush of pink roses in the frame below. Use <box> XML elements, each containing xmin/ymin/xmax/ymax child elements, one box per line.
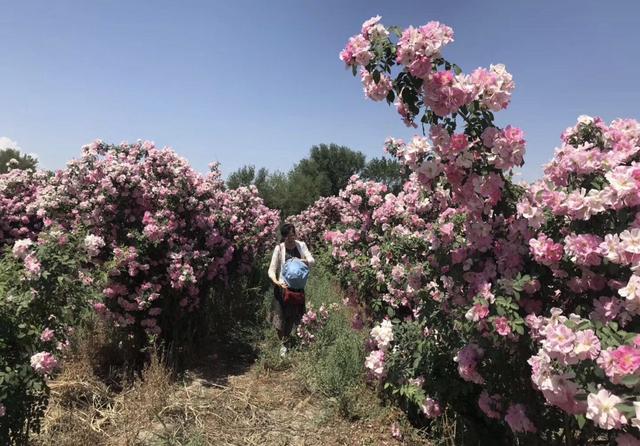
<box><xmin>518</xmin><ymin>116</ymin><xmax>640</xmax><ymax>442</ymax></box>
<box><xmin>285</xmin><ymin>196</ymin><xmax>353</xmax><ymax>250</ymax></box>
<box><xmin>0</xmin><ymin>227</ymin><xmax>106</xmax><ymax>444</ymax></box>
<box><xmin>34</xmin><ymin>140</ymin><xmax>279</xmax><ymax>347</ymax></box>
<box><xmin>295</xmin><ymin>303</ymin><xmax>338</xmax><ymax>345</ymax></box>
<box><xmin>292</xmin><ymin>15</ymin><xmax>640</xmax><ymax>444</ymax></box>
<box><xmin>0</xmin><ymin>142</ymin><xmax>279</xmax><ymax>440</ymax></box>
<box><xmin>0</xmin><ymin>167</ymin><xmax>48</xmax><ymax>248</ymax></box>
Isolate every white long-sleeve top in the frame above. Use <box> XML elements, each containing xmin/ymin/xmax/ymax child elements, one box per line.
<box><xmin>268</xmin><ymin>240</ymin><xmax>315</xmax><ymax>285</ymax></box>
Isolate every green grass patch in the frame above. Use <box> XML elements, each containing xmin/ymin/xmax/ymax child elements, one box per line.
<box><xmin>295</xmin><ymin>265</ymin><xmax>370</xmax><ymax>419</ymax></box>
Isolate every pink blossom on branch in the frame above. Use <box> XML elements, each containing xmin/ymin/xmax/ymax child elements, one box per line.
<box><xmin>30</xmin><ymin>351</ymin><xmax>58</xmax><ymax>375</ymax></box>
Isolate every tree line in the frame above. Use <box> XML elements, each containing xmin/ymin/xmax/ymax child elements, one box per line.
<box><xmin>0</xmin><ymin>148</ymin><xmax>38</xmax><ymax>173</ymax></box>
<box><xmin>226</xmin><ymin>143</ymin><xmax>408</xmax><ymax>217</ymax></box>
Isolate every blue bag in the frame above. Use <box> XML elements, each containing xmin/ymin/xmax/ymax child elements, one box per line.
<box><xmin>282</xmin><ymin>258</ymin><xmax>309</xmax><ymax>290</ymax></box>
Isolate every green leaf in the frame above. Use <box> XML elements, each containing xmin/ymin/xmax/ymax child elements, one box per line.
<box><xmin>617</xmin><ymin>403</ymin><xmax>638</xmax><ymax>417</ymax></box>
<box><xmin>621</xmin><ymin>374</ymin><xmax>640</xmax><ymax>388</ymax></box>
<box><xmin>575</xmin><ymin>414</ymin><xmax>586</xmax><ymax>429</ymax></box>
<box><xmin>386</xmin><ymin>90</ymin><xmax>395</xmax><ymax>103</ymax></box>
<box><xmin>387</xmin><ymin>306</ymin><xmax>395</xmax><ymax>318</ymax></box>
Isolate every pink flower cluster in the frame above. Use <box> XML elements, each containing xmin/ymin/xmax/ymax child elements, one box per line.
<box><xmin>0</xmin><ymin>168</ymin><xmax>47</xmax><ymax>248</ymax></box>
<box><xmin>33</xmin><ymin>140</ymin><xmax>279</xmax><ymax>338</ymax></box>
<box><xmin>340</xmin><ymin>33</ymin><xmax>373</xmax><ymax>67</ymax></box>
<box><xmin>84</xmin><ymin>234</ymin><xmax>105</xmax><ymax>257</ymax></box>
<box><xmin>23</xmin><ymin>252</ymin><xmax>42</xmax><ymax>279</ymax></box>
<box><xmin>29</xmin><ymin>351</ymin><xmax>58</xmax><ymax>375</ymax></box>
<box><xmin>12</xmin><ymin>238</ymin><xmax>33</xmax><ymax>260</ymax></box>
<box><xmin>396</xmin><ymin>21</ymin><xmax>454</xmax><ymax>78</ymax></box>
<box><xmin>587</xmin><ymin>389</ymin><xmax>627</xmax><ymax>430</ymax></box>
<box><xmin>599</xmin><ymin>344</ymin><xmax>640</xmax><ymax>384</ymax></box>
<box><xmin>295</xmin><ymin>303</ymin><xmax>336</xmax><ymax>345</ymax></box>
<box><xmin>454</xmin><ymin>344</ymin><xmax>485</xmax><ymax>384</ymax></box>
<box><xmin>286</xmin><ymin>196</ymin><xmax>353</xmax><ymax>250</ymax></box>
<box><xmin>40</xmin><ymin>328</ymin><xmax>55</xmax><ymax>342</ymax></box>
<box><xmin>365</xmin><ymin>319</ymin><xmax>396</xmax><ymax>380</ymax></box>
<box><xmin>526</xmin><ymin>270</ymin><xmax>640</xmax><ymax>426</ymax></box>
<box><xmin>478</xmin><ymin>391</ymin><xmax>503</xmax><ymax>419</ymax></box>
<box><xmin>505</xmin><ymin>404</ymin><xmax>536</xmax><ymax>433</ymax></box>
<box><xmin>370</xmin><ymin>318</ymin><xmax>394</xmax><ymax>350</ymax></box>
<box><xmin>469</xmin><ymin>64</ymin><xmax>514</xmax><ymax>112</ymax></box>
<box><xmin>481</xmin><ymin>125</ymin><xmax>526</xmax><ymax>170</ymax></box>
<box><xmin>361</xmin><ymin>69</ymin><xmax>393</xmax><ymax>101</ymax></box>
<box><xmin>339</xmin><ymin>16</ymin><xmax>515</xmax><ymax>126</ymax></box>
<box><xmin>365</xmin><ymin>349</ymin><xmax>386</xmax><ymax>379</ymax></box>
<box><xmin>423</xmin><ymin>70</ymin><xmax>476</xmax><ymax>118</ymax></box>
<box><xmin>529</xmin><ymin>234</ymin><xmax>564</xmax><ymax>266</ymax></box>
<box><xmin>420</xmin><ymin>397</ymin><xmax>442</xmax><ymax>419</ymax></box>
<box><xmin>322</xmin><ymin>16</ymin><xmax>640</xmax><ymax>441</ymax></box>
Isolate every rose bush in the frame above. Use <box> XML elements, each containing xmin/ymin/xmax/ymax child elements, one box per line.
<box><xmin>521</xmin><ymin>117</ymin><xmax>640</xmax><ymax>442</ymax></box>
<box><xmin>289</xmin><ymin>15</ymin><xmax>640</xmax><ymax>444</ymax></box>
<box><xmin>295</xmin><ymin>303</ymin><xmax>338</xmax><ymax>345</ymax></box>
<box><xmin>285</xmin><ymin>196</ymin><xmax>353</xmax><ymax>250</ymax></box>
<box><xmin>0</xmin><ymin>141</ymin><xmax>280</xmax><ymax>441</ymax></box>
<box><xmin>35</xmin><ymin>140</ymin><xmax>279</xmax><ymax>346</ymax></box>
<box><xmin>0</xmin><ymin>228</ymin><xmax>105</xmax><ymax>444</ymax></box>
<box><xmin>0</xmin><ymin>167</ymin><xmax>47</xmax><ymax>248</ymax></box>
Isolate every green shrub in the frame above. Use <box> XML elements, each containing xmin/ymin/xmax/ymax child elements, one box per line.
<box><xmin>0</xmin><ymin>227</ymin><xmax>104</xmax><ymax>443</ymax></box>
<box><xmin>298</xmin><ymin>309</ymin><xmax>365</xmax><ymax>408</ymax></box>
<box><xmin>295</xmin><ymin>265</ymin><xmax>367</xmax><ymax>418</ymax></box>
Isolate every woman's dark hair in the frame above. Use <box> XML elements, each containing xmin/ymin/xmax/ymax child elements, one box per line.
<box><xmin>280</xmin><ymin>223</ymin><xmax>296</xmax><ymax>240</ymax></box>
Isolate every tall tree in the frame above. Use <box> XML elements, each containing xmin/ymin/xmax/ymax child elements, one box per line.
<box><xmin>224</xmin><ymin>143</ymin><xmax>367</xmax><ymax>218</ymax></box>
<box><xmin>226</xmin><ymin>165</ymin><xmax>256</xmax><ymax>189</ymax></box>
<box><xmin>0</xmin><ymin>148</ymin><xmax>38</xmax><ymax>174</ymax></box>
<box><xmin>256</xmin><ymin>171</ymin><xmax>289</xmax><ymax>213</ymax></box>
<box><xmin>295</xmin><ymin>143</ymin><xmax>366</xmax><ymax>196</ymax></box>
<box><xmin>285</xmin><ymin>168</ymin><xmax>331</xmax><ymax>217</ymax></box>
<box><xmin>360</xmin><ymin>156</ymin><xmax>408</xmax><ymax>194</ymax></box>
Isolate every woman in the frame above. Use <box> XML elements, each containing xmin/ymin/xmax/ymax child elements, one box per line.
<box><xmin>268</xmin><ymin>223</ymin><xmax>315</xmax><ymax>345</ymax></box>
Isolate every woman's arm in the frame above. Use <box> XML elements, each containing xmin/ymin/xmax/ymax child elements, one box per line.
<box><xmin>301</xmin><ymin>242</ymin><xmax>315</xmax><ymax>267</ymax></box>
<box><xmin>267</xmin><ymin>245</ymin><xmax>281</xmax><ymax>285</ymax></box>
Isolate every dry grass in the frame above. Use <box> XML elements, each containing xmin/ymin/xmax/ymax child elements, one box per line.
<box><xmin>149</xmin><ymin>366</ymin><xmax>431</xmax><ymax>446</ymax></box>
<box><xmin>32</xmin><ymin>279</ymin><xmax>436</xmax><ymax>446</ymax></box>
<box><xmin>32</xmin><ymin>324</ymin><xmax>174</xmax><ymax>446</ymax></box>
<box><xmin>33</xmin><ymin>335</ymin><xmax>432</xmax><ymax>446</ymax></box>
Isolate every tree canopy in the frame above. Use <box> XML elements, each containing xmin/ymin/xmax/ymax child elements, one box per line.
<box><xmin>225</xmin><ymin>143</ymin><xmax>408</xmax><ymax>217</ymax></box>
<box><xmin>0</xmin><ymin>148</ymin><xmax>38</xmax><ymax>174</ymax></box>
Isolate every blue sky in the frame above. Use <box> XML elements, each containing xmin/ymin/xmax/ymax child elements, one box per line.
<box><xmin>1</xmin><ymin>0</ymin><xmax>639</xmax><ymax>181</ymax></box>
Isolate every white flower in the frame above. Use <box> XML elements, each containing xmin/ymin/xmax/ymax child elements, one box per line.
<box><xmin>586</xmin><ymin>389</ymin><xmax>627</xmax><ymax>430</ymax></box>
<box><xmin>621</xmin><ymin>229</ymin><xmax>640</xmax><ymax>255</ymax></box>
<box><xmin>619</xmin><ymin>275</ymin><xmax>640</xmax><ymax>301</ymax></box>
<box><xmin>365</xmin><ymin>350</ymin><xmax>385</xmax><ymax>378</ymax></box>
<box><xmin>577</xmin><ymin>115</ymin><xmax>594</xmax><ymax>125</ymax></box>
<box><xmin>84</xmin><ymin>234</ymin><xmax>106</xmax><ymax>257</ymax></box>
<box><xmin>12</xmin><ymin>238</ymin><xmax>33</xmax><ymax>259</ymax></box>
<box><xmin>370</xmin><ymin>319</ymin><xmax>394</xmax><ymax>350</ymax></box>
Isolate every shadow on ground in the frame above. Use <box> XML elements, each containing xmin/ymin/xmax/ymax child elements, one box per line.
<box><xmin>182</xmin><ymin>338</ymin><xmax>259</xmax><ymax>387</ymax></box>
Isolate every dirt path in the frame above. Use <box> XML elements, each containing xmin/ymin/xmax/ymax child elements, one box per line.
<box><xmin>37</xmin><ymin>341</ymin><xmax>430</xmax><ymax>446</ymax></box>
<box><xmin>145</xmin><ymin>350</ymin><xmax>412</xmax><ymax>446</ymax></box>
